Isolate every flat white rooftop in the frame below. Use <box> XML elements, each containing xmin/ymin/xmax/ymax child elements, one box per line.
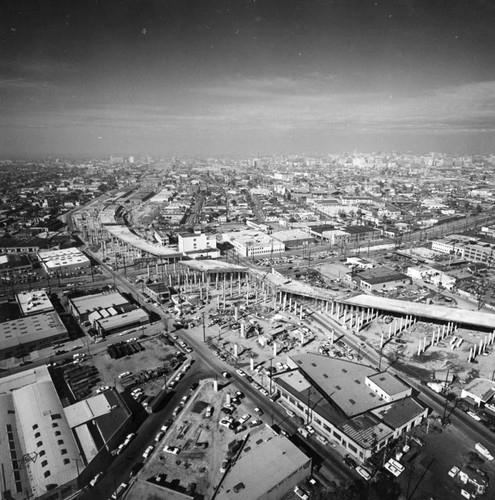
<box><xmin>16</xmin><ymin>289</ymin><xmax>54</xmax><ymax>316</ymax></box>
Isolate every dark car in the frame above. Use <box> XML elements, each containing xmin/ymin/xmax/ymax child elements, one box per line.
<box><xmin>129</xmin><ymin>462</ymin><xmax>143</xmax><ymax>477</ymax></box>
<box><xmin>343</xmin><ymin>456</ymin><xmax>357</xmax><ymax>469</ymax></box>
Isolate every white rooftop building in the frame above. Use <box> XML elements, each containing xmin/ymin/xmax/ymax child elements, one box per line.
<box><xmin>38</xmin><ymin>248</ymin><xmax>91</xmax><ymax>273</ymax></box>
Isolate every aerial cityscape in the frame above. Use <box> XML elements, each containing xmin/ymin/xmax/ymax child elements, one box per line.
<box><xmin>1</xmin><ymin>2</ymin><xmax>495</xmax><ymax>500</ymax></box>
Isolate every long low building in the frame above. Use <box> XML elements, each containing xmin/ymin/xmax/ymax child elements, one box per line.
<box><xmin>0</xmin><ymin>312</ymin><xmax>68</xmax><ymax>361</ymax></box>
<box><xmin>0</xmin><ymin>366</ymin><xmax>83</xmax><ymax>500</ymax></box>
<box><xmin>95</xmin><ymin>308</ymin><xmax>149</xmax><ymax>336</ymax></box>
<box><xmin>273</xmin><ymin>353</ymin><xmax>427</xmax><ymax>464</ymax></box>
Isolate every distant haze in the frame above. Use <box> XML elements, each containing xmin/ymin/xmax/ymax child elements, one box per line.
<box><xmin>1</xmin><ymin>0</ymin><xmax>495</xmax><ymax>158</ymax></box>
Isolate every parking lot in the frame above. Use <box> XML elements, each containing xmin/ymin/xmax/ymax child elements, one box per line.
<box><xmin>128</xmin><ymin>378</ymin><xmax>268</xmax><ymax>499</ymax></box>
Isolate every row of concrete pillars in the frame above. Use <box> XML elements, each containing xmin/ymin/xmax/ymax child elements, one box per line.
<box><xmin>417</xmin><ymin>322</ymin><xmax>457</xmax><ymax>355</ymax></box>
<box><xmin>468</xmin><ymin>330</ymin><xmax>495</xmax><ymax>362</ymax></box>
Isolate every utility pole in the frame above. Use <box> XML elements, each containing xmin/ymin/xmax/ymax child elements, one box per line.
<box><xmin>202</xmin><ymin>312</ymin><xmax>206</xmax><ymax>342</ymax></box>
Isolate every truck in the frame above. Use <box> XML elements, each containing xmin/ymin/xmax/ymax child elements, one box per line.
<box><xmin>426</xmin><ymin>382</ymin><xmax>447</xmax><ymax>394</ymax></box>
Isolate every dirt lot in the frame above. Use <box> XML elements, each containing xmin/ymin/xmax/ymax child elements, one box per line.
<box><xmin>357</xmin><ymin>315</ymin><xmax>495</xmax><ymax>388</ymax></box>
<box><xmin>91</xmin><ymin>333</ymin><xmax>180</xmax><ymax>393</ymax></box>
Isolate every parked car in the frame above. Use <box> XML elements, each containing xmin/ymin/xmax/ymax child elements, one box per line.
<box><xmin>163</xmin><ymin>445</ymin><xmax>180</xmax><ymax>455</ymax></box>
<box><xmin>356</xmin><ymin>466</ymin><xmax>372</xmax><ymax>481</ymax></box>
<box><xmin>142</xmin><ymin>445</ymin><xmax>154</xmax><ymax>460</ymax></box>
<box><xmin>220</xmin><ymin>459</ymin><xmax>230</xmax><ymax>473</ymax></box>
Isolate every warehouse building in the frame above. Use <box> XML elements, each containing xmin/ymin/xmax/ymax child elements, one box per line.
<box><xmin>94</xmin><ymin>308</ymin><xmax>149</xmax><ymax>336</ymax></box>
<box><xmin>273</xmin><ymin>354</ymin><xmax>427</xmax><ymax>464</ymax></box>
<box><xmin>0</xmin><ymin>312</ymin><xmax>68</xmax><ymax>361</ymax></box>
<box><xmin>68</xmin><ymin>291</ymin><xmax>129</xmax><ymax>322</ymax></box>
<box><xmin>0</xmin><ymin>366</ymin><xmax>83</xmax><ymax>500</ymax></box>
<box><xmin>347</xmin><ymin>266</ymin><xmax>412</xmax><ymax>292</ymax></box>
<box><xmin>221</xmin><ymin>229</ymin><xmax>285</xmax><ymax>258</ymax></box>
<box><xmin>0</xmin><ymin>366</ymin><xmax>131</xmax><ymax>500</ymax></box>
<box><xmin>38</xmin><ymin>247</ymin><xmax>91</xmax><ymax>274</ymax></box>
<box><xmin>271</xmin><ymin>228</ymin><xmax>315</xmax><ymax>249</ymax></box>
<box><xmin>216</xmin><ymin>427</ymin><xmax>311</xmax><ymax>500</ymax></box>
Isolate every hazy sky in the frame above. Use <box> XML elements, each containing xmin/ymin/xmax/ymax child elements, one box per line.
<box><xmin>1</xmin><ymin>0</ymin><xmax>495</xmax><ymax>158</ymax></box>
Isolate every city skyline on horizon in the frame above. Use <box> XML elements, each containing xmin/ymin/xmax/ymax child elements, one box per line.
<box><xmin>2</xmin><ymin>0</ymin><xmax>495</xmax><ymax>158</ymax></box>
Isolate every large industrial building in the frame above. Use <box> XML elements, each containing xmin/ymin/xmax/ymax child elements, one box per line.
<box><xmin>216</xmin><ymin>427</ymin><xmax>311</xmax><ymax>500</ymax></box>
<box><xmin>0</xmin><ymin>366</ymin><xmax>131</xmax><ymax>500</ymax></box>
<box><xmin>0</xmin><ymin>312</ymin><xmax>68</xmax><ymax>361</ymax></box>
<box><xmin>271</xmin><ymin>228</ymin><xmax>315</xmax><ymax>249</ymax></box>
<box><xmin>68</xmin><ymin>291</ymin><xmax>130</xmax><ymax>322</ymax></box>
<box><xmin>221</xmin><ymin>229</ymin><xmax>285</xmax><ymax>258</ymax></box>
<box><xmin>37</xmin><ymin>248</ymin><xmax>91</xmax><ymax>274</ymax></box>
<box><xmin>273</xmin><ymin>353</ymin><xmax>427</xmax><ymax>464</ymax></box>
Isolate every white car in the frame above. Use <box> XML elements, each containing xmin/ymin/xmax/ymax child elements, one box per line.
<box><xmin>89</xmin><ymin>472</ymin><xmax>103</xmax><ymax>487</ymax></box>
<box><xmin>305</xmin><ymin>425</ymin><xmax>315</xmax><ymax>435</ymax></box>
<box><xmin>124</xmin><ymin>433</ymin><xmax>135</xmax><ymax>445</ymax></box>
<box><xmin>163</xmin><ymin>445</ymin><xmax>180</xmax><ymax>455</ymax></box>
<box><xmin>316</xmin><ymin>434</ymin><xmax>328</xmax><ymax>446</ymax></box>
<box><xmin>115</xmin><ymin>443</ymin><xmax>126</xmax><ymax>455</ymax></box>
<box><xmin>118</xmin><ymin>371</ymin><xmax>132</xmax><ymax>379</ymax></box>
<box><xmin>475</xmin><ymin>443</ymin><xmax>494</xmax><ymax>461</ymax></box>
<box><xmin>238</xmin><ymin>414</ymin><xmax>251</xmax><ymax>425</ymax></box>
<box><xmin>467</xmin><ymin>410</ymin><xmax>481</xmax><ymax>421</ymax></box>
<box><xmin>236</xmin><ymin>369</ymin><xmax>246</xmax><ymax>377</ymax></box>
<box><xmin>356</xmin><ymin>466</ymin><xmax>372</xmax><ymax>481</ymax></box>
<box><xmin>220</xmin><ymin>459</ymin><xmax>230</xmax><ymax>473</ymax></box>
<box><xmin>294</xmin><ymin>485</ymin><xmax>309</xmax><ymax>500</ymax></box>
<box><xmin>142</xmin><ymin>445</ymin><xmax>154</xmax><ymax>460</ymax></box>
<box><xmin>448</xmin><ymin>466</ymin><xmax>460</xmax><ymax>478</ymax></box>
<box><xmin>96</xmin><ymin>385</ymin><xmax>110</xmax><ymax>394</ymax></box>
<box><xmin>219</xmin><ymin>417</ymin><xmax>234</xmax><ymax>428</ymax></box>
<box><xmin>154</xmin><ymin>431</ymin><xmax>164</xmax><ymax>443</ymax></box>
<box><xmin>259</xmin><ymin>388</ymin><xmax>269</xmax><ymax>397</ymax></box>
<box><xmin>254</xmin><ymin>407</ymin><xmax>263</xmax><ymax>415</ymax></box>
